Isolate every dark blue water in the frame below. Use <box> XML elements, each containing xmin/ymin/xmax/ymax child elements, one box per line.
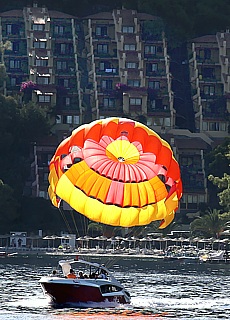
<box><xmin>0</xmin><ymin>254</ymin><xmax>230</xmax><ymax>319</ymax></box>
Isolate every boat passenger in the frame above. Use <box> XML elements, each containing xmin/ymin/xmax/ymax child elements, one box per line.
<box><xmin>98</xmin><ymin>269</ymin><xmax>108</xmax><ymax>279</ymax></box>
<box><xmin>89</xmin><ymin>272</ymin><xmax>96</xmax><ymax>279</ymax></box>
<box><xmin>67</xmin><ymin>268</ymin><xmax>76</xmax><ymax>279</ymax></box>
<box><xmin>78</xmin><ymin>271</ymin><xmax>84</xmax><ymax>279</ymax></box>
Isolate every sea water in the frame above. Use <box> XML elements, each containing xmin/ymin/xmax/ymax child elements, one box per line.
<box><xmin>0</xmin><ymin>254</ymin><xmax>230</xmax><ymax>319</ymax></box>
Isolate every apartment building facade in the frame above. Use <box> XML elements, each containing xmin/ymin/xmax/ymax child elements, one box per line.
<box><xmin>188</xmin><ymin>32</ymin><xmax>230</xmax><ymax>138</ymax></box>
<box><xmin>83</xmin><ymin>9</ymin><xmax>174</xmax><ymax>132</ymax></box>
<box><xmin>0</xmin><ymin>4</ymin><xmax>228</xmax><ymax>220</ymax></box>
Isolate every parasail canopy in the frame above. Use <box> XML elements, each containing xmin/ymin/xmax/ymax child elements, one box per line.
<box><xmin>48</xmin><ymin>118</ymin><xmax>182</xmax><ymax>228</ymax></box>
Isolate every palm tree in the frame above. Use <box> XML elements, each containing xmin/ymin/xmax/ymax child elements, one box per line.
<box><xmin>190</xmin><ymin>208</ymin><xmax>226</xmax><ymax>238</ymax></box>
<box><xmin>87</xmin><ymin>222</ymin><xmax>103</xmax><ymax>237</ymax></box>
<box><xmin>87</xmin><ymin>221</ymin><xmax>122</xmax><ymax>238</ymax></box>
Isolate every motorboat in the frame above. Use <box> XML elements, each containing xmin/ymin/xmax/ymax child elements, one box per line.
<box><xmin>199</xmin><ymin>250</ymin><xmax>230</xmax><ymax>263</ymax></box>
<box><xmin>39</xmin><ymin>257</ymin><xmax>131</xmax><ymax>305</ymax></box>
<box><xmin>0</xmin><ymin>251</ymin><xmax>18</xmax><ymax>257</ymax></box>
<box><xmin>164</xmin><ymin>245</ymin><xmax>200</xmax><ymax>262</ymax></box>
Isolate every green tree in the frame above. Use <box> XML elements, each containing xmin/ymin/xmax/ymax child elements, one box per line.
<box><xmin>208</xmin><ymin>173</ymin><xmax>230</xmax><ymax>213</ymax></box>
<box><xmin>0</xmin><ymin>40</ymin><xmax>12</xmax><ymax>95</ymax></box>
<box><xmin>0</xmin><ymin>180</ymin><xmax>19</xmax><ymax>232</ymax></box>
<box><xmin>87</xmin><ymin>221</ymin><xmax>123</xmax><ymax>237</ymax></box>
<box><xmin>205</xmin><ymin>137</ymin><xmax>230</xmax><ymax>209</ymax></box>
<box><xmin>19</xmin><ymin>102</ymin><xmax>50</xmax><ymax>145</ymax></box>
<box><xmin>190</xmin><ymin>208</ymin><xmax>228</xmax><ymax>238</ymax></box>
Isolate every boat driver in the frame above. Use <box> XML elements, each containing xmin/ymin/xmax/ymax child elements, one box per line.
<box><xmin>67</xmin><ymin>268</ymin><xmax>77</xmax><ymax>279</ymax></box>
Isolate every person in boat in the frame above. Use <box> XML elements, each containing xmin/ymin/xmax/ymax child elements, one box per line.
<box><xmin>78</xmin><ymin>271</ymin><xmax>84</xmax><ymax>279</ymax></box>
<box><xmin>67</xmin><ymin>268</ymin><xmax>76</xmax><ymax>279</ymax></box>
<box><xmin>51</xmin><ymin>270</ymin><xmax>57</xmax><ymax>276</ymax></box>
<box><xmin>98</xmin><ymin>268</ymin><xmax>108</xmax><ymax>279</ymax></box>
<box><xmin>89</xmin><ymin>272</ymin><xmax>96</xmax><ymax>279</ymax></box>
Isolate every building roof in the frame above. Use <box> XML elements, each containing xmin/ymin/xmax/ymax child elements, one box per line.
<box><xmin>83</xmin><ymin>12</ymin><xmax>113</xmax><ymax>20</ymax></box>
<box><xmin>0</xmin><ymin>9</ymin><xmax>76</xmax><ymax>19</ymax></box>
<box><xmin>175</xmin><ymin>137</ymin><xmax>209</xmax><ymax>150</ymax></box>
<box><xmin>190</xmin><ymin>34</ymin><xmax>217</xmax><ymax>43</ymax></box>
<box><xmin>49</xmin><ymin>10</ymin><xmax>77</xmax><ymax>19</ymax></box>
<box><xmin>83</xmin><ymin>10</ymin><xmax>159</xmax><ymax>22</ymax></box>
<box><xmin>0</xmin><ymin>10</ymin><xmax>22</xmax><ymax>17</ymax></box>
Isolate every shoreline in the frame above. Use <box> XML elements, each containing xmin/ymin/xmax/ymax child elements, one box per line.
<box><xmin>1</xmin><ymin>247</ymin><xmax>230</xmax><ymax>264</ymax></box>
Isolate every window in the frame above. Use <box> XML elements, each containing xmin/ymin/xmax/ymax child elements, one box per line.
<box><xmin>103</xmin><ymin>98</ymin><xmax>115</xmax><ymax>108</ymax></box>
<box><xmin>33</xmin><ymin>24</ymin><xmax>44</xmax><ymax>31</ymax></box>
<box><xmin>73</xmin><ymin>115</ymin><xmax>80</xmax><ymax>124</ymax></box>
<box><xmin>101</xmin><ymin>80</ymin><xmax>113</xmax><ymax>90</ymax></box>
<box><xmin>153</xmin><ymin>118</ymin><xmax>164</xmax><ymax>126</ymax></box>
<box><xmin>37</xmin><ymin>77</ymin><xmax>49</xmax><ymax>85</ymax></box>
<box><xmin>127</xmin><ymin>79</ymin><xmax>140</xmax><ymax>87</ymax></box>
<box><xmin>122</xmin><ymin>26</ymin><xmax>134</xmax><ymax>33</ymax></box>
<box><xmin>64</xmin><ymin>79</ymin><xmax>69</xmax><ymax>87</ymax></box>
<box><xmin>38</xmin><ymin>95</ymin><xmax>51</xmax><ymax>103</ymax></box>
<box><xmin>35</xmin><ymin>59</ymin><xmax>48</xmax><ymax>67</ymax></box>
<box><xmin>11</xmin><ymin>42</ymin><xmax>19</xmax><ymax>52</ymax></box>
<box><xmin>34</xmin><ymin>41</ymin><xmax>46</xmax><ymax>49</ymax></box>
<box><xmin>9</xmin><ymin>60</ymin><xmax>20</xmax><ymax>69</ymax></box>
<box><xmin>145</xmin><ymin>45</ymin><xmax>156</xmax><ymax>55</ymax></box>
<box><xmin>6</xmin><ymin>24</ymin><xmax>18</xmax><ymax>35</ymax></box>
<box><xmin>151</xmin><ymin>63</ymin><xmax>158</xmax><ymax>72</ymax></box>
<box><xmin>54</xmin><ymin>25</ymin><xmax>64</xmax><ymax>35</ymax></box>
<box><xmin>58</xmin><ymin>79</ymin><xmax>69</xmax><ymax>87</ymax></box>
<box><xmin>124</xmin><ymin>44</ymin><xmax>136</xmax><ymax>51</ymax></box>
<box><xmin>203</xmin><ymin>85</ymin><xmax>215</xmax><ymax>96</ymax></box>
<box><xmin>210</xmin><ymin>122</ymin><xmax>219</xmax><ymax>131</ymax></box>
<box><xmin>199</xmin><ymin>48</ymin><xmax>211</xmax><ymax>60</ymax></box>
<box><xmin>126</xmin><ymin>62</ymin><xmax>137</xmax><ymax>69</ymax></box>
<box><xmin>6</xmin><ymin>24</ymin><xmax>12</xmax><ymax>35</ymax></box>
<box><xmin>147</xmin><ymin>118</ymin><xmax>152</xmax><ymax>126</ymax></box>
<box><xmin>130</xmin><ymin>98</ymin><xmax>142</xmax><ymax>105</ymax></box>
<box><xmin>164</xmin><ymin>118</ymin><xmax>171</xmax><ymax>127</ymax></box>
<box><xmin>10</xmin><ymin>78</ymin><xmax>16</xmax><ymax>86</ymax></box>
<box><xmin>202</xmin><ymin>67</ymin><xmax>214</xmax><ymax>78</ymax></box>
<box><xmin>39</xmin><ymin>191</ymin><xmax>46</xmax><ymax>198</ymax></box>
<box><xmin>97</xmin><ymin>44</ymin><xmax>108</xmax><ymax>54</ymax></box>
<box><xmin>150</xmin><ymin>100</ymin><xmax>156</xmax><ymax>109</ymax></box>
<box><xmin>99</xmin><ymin>61</ymin><xmax>109</xmax><ymax>71</ymax></box>
<box><xmin>187</xmin><ymin>195</ymin><xmax>198</xmax><ymax>209</ymax></box>
<box><xmin>96</xmin><ymin>26</ymin><xmax>107</xmax><ymax>37</ymax></box>
<box><xmin>60</xmin><ymin>43</ymin><xmax>66</xmax><ymax>54</ymax></box>
<box><xmin>148</xmin><ymin>81</ymin><xmax>160</xmax><ymax>89</ymax></box>
<box><xmin>203</xmin><ymin>121</ymin><xmax>227</xmax><ymax>132</ymax></box>
<box><xmin>199</xmin><ymin>194</ymin><xmax>205</xmax><ymax>203</ymax></box>
<box><xmin>63</xmin><ymin>115</ymin><xmax>72</xmax><ymax>124</ymax></box>
<box><xmin>56</xmin><ymin>115</ymin><xmax>61</xmax><ymax>124</ymax></box>
<box><xmin>43</xmin><ymin>173</ymin><xmax>48</xmax><ymax>182</ymax></box>
<box><xmin>61</xmin><ymin>115</ymin><xmax>79</xmax><ymax>125</ymax></box>
<box><xmin>65</xmin><ymin>97</ymin><xmax>70</xmax><ymax>106</ymax></box>
<box><xmin>57</xmin><ymin>61</ymin><xmax>67</xmax><ymax>70</ymax></box>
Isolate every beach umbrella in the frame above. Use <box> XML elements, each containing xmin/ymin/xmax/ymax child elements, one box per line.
<box><xmin>43</xmin><ymin>235</ymin><xmax>57</xmax><ymax>248</ymax></box>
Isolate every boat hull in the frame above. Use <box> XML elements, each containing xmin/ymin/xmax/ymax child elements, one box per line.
<box><xmin>40</xmin><ymin>279</ymin><xmax>129</xmax><ymax>305</ymax></box>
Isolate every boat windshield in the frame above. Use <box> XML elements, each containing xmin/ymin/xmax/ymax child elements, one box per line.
<box><xmin>59</xmin><ymin>258</ymin><xmax>109</xmax><ymax>279</ymax></box>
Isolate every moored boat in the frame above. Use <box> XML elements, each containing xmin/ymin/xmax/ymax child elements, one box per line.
<box><xmin>39</xmin><ymin>257</ymin><xmax>131</xmax><ymax>305</ymax></box>
<box><xmin>199</xmin><ymin>250</ymin><xmax>230</xmax><ymax>263</ymax></box>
